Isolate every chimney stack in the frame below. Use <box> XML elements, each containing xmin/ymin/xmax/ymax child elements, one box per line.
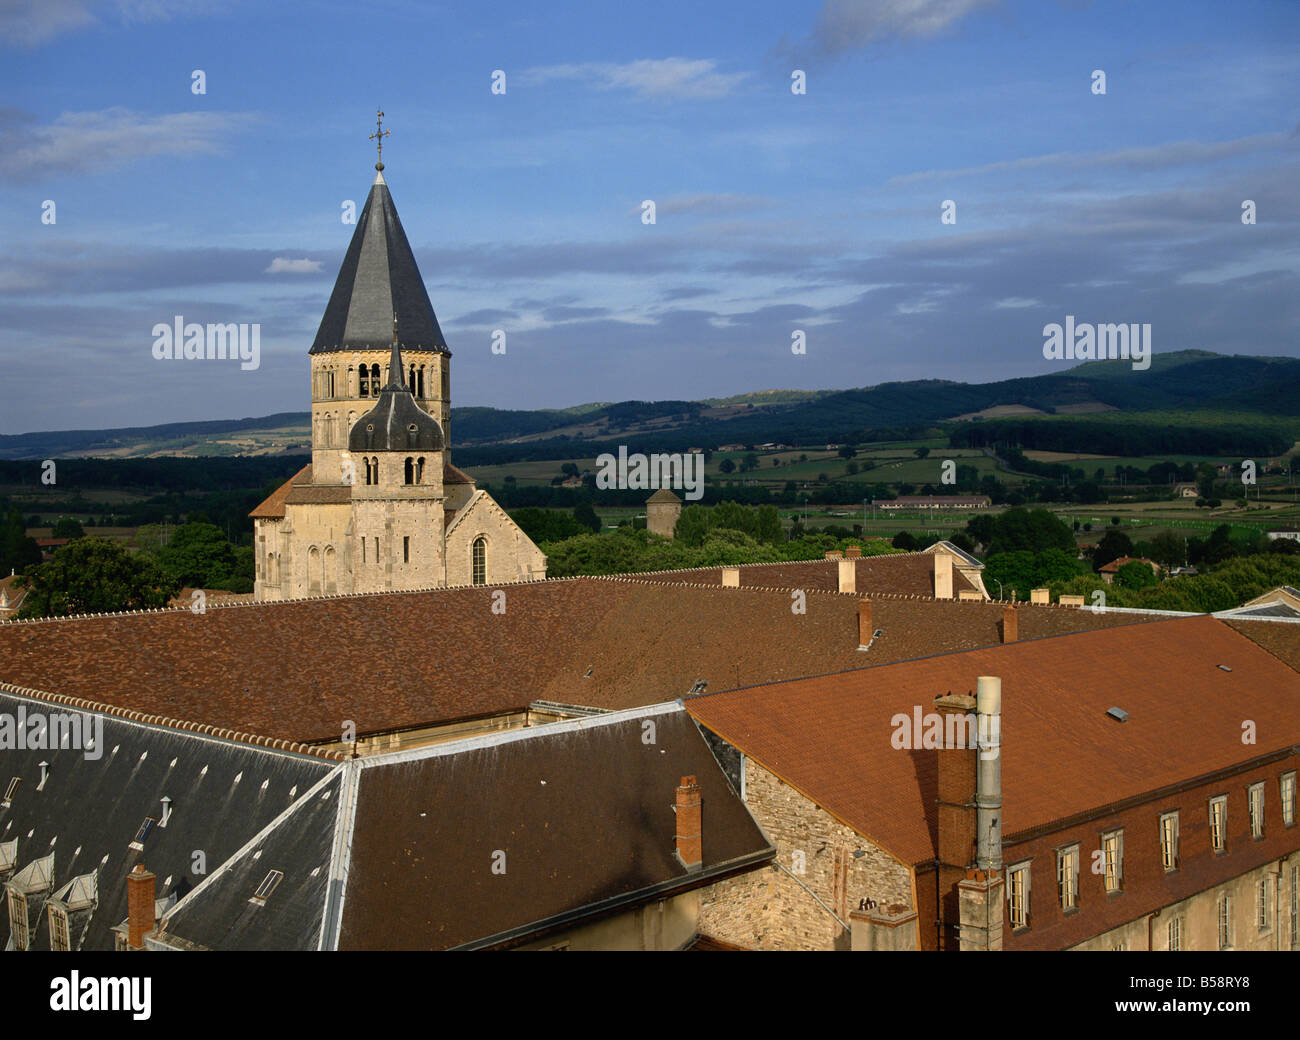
<box><xmin>934</xmin><ymin>691</ymin><xmax>977</xmax><ymax>950</ymax></box>
<box><xmin>933</xmin><ymin>552</ymin><xmax>953</xmax><ymax>599</ymax></box>
<box><xmin>824</xmin><ymin>550</ymin><xmax>843</xmax><ymax>560</ymax></box>
<box><xmin>838</xmin><ymin>558</ymin><xmax>856</xmax><ymax>594</ymax></box>
<box><xmin>126</xmin><ymin>863</ymin><xmax>156</xmax><ymax>949</ymax></box>
<box><xmin>858</xmin><ymin>599</ymin><xmax>873</xmax><ymax>648</ymax></box>
<box><xmin>674</xmin><ymin>776</ymin><xmax>703</xmax><ymax>872</ymax></box>
<box><xmin>975</xmin><ymin>677</ymin><xmax>1003</xmax><ymax>873</ymax></box>
<box><xmin>1000</xmin><ymin>605</ymin><xmax>1018</xmax><ymax>644</ymax></box>
<box><xmin>721</xmin><ymin>566</ymin><xmax>740</xmax><ymax>588</ymax></box>
<box><xmin>1029</xmin><ymin>587</ymin><xmax>1049</xmax><ymax>604</ymax></box>
<box><xmin>845</xmin><ymin>545</ymin><xmax>862</xmax><ymax>559</ymax></box>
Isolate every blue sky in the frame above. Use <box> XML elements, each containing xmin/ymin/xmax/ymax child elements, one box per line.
<box><xmin>1</xmin><ymin>0</ymin><xmax>1297</xmax><ymax>433</ymax></box>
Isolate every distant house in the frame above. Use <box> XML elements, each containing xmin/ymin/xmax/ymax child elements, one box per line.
<box><xmin>874</xmin><ymin>495</ymin><xmax>991</xmax><ymax>511</ymax></box>
<box><xmin>1098</xmin><ymin>556</ymin><xmax>1160</xmax><ymax>585</ymax></box>
<box><xmin>1172</xmin><ymin>483</ymin><xmax>1199</xmax><ymax>498</ymax></box>
<box><xmin>1267</xmin><ymin>529</ymin><xmax>1300</xmax><ymax>543</ymax></box>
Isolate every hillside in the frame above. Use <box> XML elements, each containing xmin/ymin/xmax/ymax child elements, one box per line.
<box><xmin>3</xmin><ymin>350</ymin><xmax>1297</xmax><ymax>460</ymax></box>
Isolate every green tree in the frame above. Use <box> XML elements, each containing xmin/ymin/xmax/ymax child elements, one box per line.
<box><xmin>1</xmin><ymin>506</ymin><xmax>42</xmax><ymax>575</ymax></box>
<box><xmin>157</xmin><ymin>522</ymin><xmax>236</xmax><ymax>587</ymax></box>
<box><xmin>914</xmin><ymin>446</ymin><xmax>930</xmax><ymax>459</ymax></box>
<box><xmin>51</xmin><ymin>517</ymin><xmax>85</xmax><ymax>539</ymax></box>
<box><xmin>573</xmin><ymin>502</ymin><xmax>601</xmax><ymax>534</ymax></box>
<box><xmin>1115</xmin><ymin>560</ymin><xmax>1158</xmax><ymax>590</ymax></box>
<box><xmin>18</xmin><ymin>538</ymin><xmax>178</xmax><ymax>618</ymax></box>
<box><xmin>1148</xmin><ymin>531</ymin><xmax>1187</xmax><ymax>568</ymax></box>
<box><xmin>1092</xmin><ymin>530</ymin><xmax>1133</xmax><ymax>571</ymax></box>
<box><xmin>718</xmin><ymin>459</ymin><xmax>736</xmax><ymax>475</ymax></box>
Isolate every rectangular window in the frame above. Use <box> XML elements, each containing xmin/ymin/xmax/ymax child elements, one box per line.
<box><xmin>1258</xmin><ymin>878</ymin><xmax>1270</xmax><ymax>932</ymax></box>
<box><xmin>1168</xmin><ymin>916</ymin><xmax>1182</xmax><ymax>951</ymax></box>
<box><xmin>1209</xmin><ymin>796</ymin><xmax>1227</xmax><ymax>852</ymax></box>
<box><xmin>8</xmin><ymin>889</ymin><xmax>28</xmax><ymax>951</ymax></box>
<box><xmin>1102</xmin><ymin>830</ymin><xmax>1124</xmax><ymax>893</ymax></box>
<box><xmin>129</xmin><ymin>816</ymin><xmax>157</xmax><ymax>851</ymax></box>
<box><xmin>403</xmin><ymin>536</ymin><xmax>409</xmax><ymax>564</ymax></box>
<box><xmin>361</xmin><ymin>538</ymin><xmax>366</xmax><ymax>564</ymax></box>
<box><xmin>1248</xmin><ymin>783</ymin><xmax>1265</xmax><ymax>839</ymax></box>
<box><xmin>1057</xmin><ymin>845</ymin><xmax>1079</xmax><ymax>911</ymax></box>
<box><xmin>374</xmin><ymin>537</ymin><xmax>379</xmax><ymax>563</ymax></box>
<box><xmin>1159</xmin><ymin>812</ymin><xmax>1179</xmax><ymax>872</ymax></box>
<box><xmin>1007</xmin><ymin>862</ymin><xmax>1030</xmax><ymax>930</ymax></box>
<box><xmin>1291</xmin><ymin>866</ymin><xmax>1298</xmax><ymax>948</ymax></box>
<box><xmin>1218</xmin><ymin>893</ymin><xmax>1232</xmax><ymax>949</ymax></box>
<box><xmin>1282</xmin><ymin>772</ymin><xmax>1296</xmax><ymax>827</ymax></box>
<box><xmin>49</xmin><ymin>905</ymin><xmax>70</xmax><ymax>951</ymax></box>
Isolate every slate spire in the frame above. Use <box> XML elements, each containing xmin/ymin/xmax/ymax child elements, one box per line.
<box><xmin>310</xmin><ymin>165</ymin><xmax>448</xmax><ymax>356</ymax></box>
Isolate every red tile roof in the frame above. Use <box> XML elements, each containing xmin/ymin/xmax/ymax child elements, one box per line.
<box><xmin>686</xmin><ymin>615</ymin><xmax>1300</xmax><ymax>866</ymax></box>
<box><xmin>0</xmin><ymin>580</ymin><xmax>1151</xmax><ymax>746</ymax></box>
<box><xmin>250</xmin><ymin>460</ymin><xmax>478</xmax><ymax>519</ymax></box>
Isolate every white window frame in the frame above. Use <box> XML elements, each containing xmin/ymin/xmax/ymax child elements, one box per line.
<box><xmin>1007</xmin><ymin>861</ymin><xmax>1031</xmax><ymax>930</ymax></box>
<box><xmin>1057</xmin><ymin>845</ymin><xmax>1079</xmax><ymax>911</ymax></box>
<box><xmin>1257</xmin><ymin>877</ymin><xmax>1270</xmax><ymax>932</ymax></box>
<box><xmin>1218</xmin><ymin>891</ymin><xmax>1232</xmax><ymax>949</ymax></box>
<box><xmin>1282</xmin><ymin>772</ymin><xmax>1296</xmax><ymax>828</ymax></box>
<box><xmin>1209</xmin><ymin>796</ymin><xmax>1228</xmax><ymax>852</ymax></box>
<box><xmin>1168</xmin><ymin>915</ymin><xmax>1182</xmax><ymax>951</ymax></box>
<box><xmin>1248</xmin><ymin>782</ymin><xmax>1265</xmax><ymax>840</ymax></box>
<box><xmin>1102</xmin><ymin>829</ymin><xmax>1124</xmax><ymax>893</ymax></box>
<box><xmin>1159</xmin><ymin>812</ymin><xmax>1179</xmax><ymax>872</ymax></box>
<box><xmin>48</xmin><ymin>904</ymin><xmax>70</xmax><ymax>951</ymax></box>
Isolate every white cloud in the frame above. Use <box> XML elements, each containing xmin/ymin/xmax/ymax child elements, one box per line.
<box><xmin>643</xmin><ymin>193</ymin><xmax>771</xmax><ymax>217</ymax></box>
<box><xmin>993</xmin><ymin>297</ymin><xmax>1040</xmax><ymax>309</ymax></box>
<box><xmin>522</xmin><ymin>58</ymin><xmax>749</xmax><ymax>100</ymax></box>
<box><xmin>890</xmin><ymin>128</ymin><xmax>1295</xmax><ymax>185</ymax></box>
<box><xmin>0</xmin><ymin>0</ymin><xmax>216</xmax><ymax>49</ymax></box>
<box><xmin>265</xmin><ymin>258</ymin><xmax>323</xmax><ymax>274</ymax></box>
<box><xmin>805</xmin><ymin>0</ymin><xmax>998</xmax><ymax>56</ymax></box>
<box><xmin>0</xmin><ymin>107</ymin><xmax>257</xmax><ymax>180</ymax></box>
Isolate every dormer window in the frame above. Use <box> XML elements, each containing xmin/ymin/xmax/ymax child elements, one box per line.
<box><xmin>129</xmin><ymin>817</ymin><xmax>157</xmax><ymax>851</ymax></box>
<box><xmin>2</xmin><ymin>776</ymin><xmax>19</xmax><ymax>807</ymax></box>
<box><xmin>250</xmin><ymin>870</ymin><xmax>283</xmax><ymax>906</ymax></box>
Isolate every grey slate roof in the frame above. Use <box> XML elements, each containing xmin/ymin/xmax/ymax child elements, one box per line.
<box><xmin>153</xmin><ymin>772</ymin><xmax>341</xmax><ymax>951</ymax></box>
<box><xmin>0</xmin><ymin>689</ymin><xmax>335</xmax><ymax>950</ymax></box>
<box><xmin>310</xmin><ymin>170</ymin><xmax>448</xmax><ymax>355</ymax></box>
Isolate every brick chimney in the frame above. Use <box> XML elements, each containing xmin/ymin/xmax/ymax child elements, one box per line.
<box><xmin>674</xmin><ymin>776</ymin><xmax>703</xmax><ymax>872</ymax></box>
<box><xmin>845</xmin><ymin>545</ymin><xmax>862</xmax><ymax>559</ymax></box>
<box><xmin>126</xmin><ymin>863</ymin><xmax>156</xmax><ymax>949</ymax></box>
<box><xmin>934</xmin><ymin>691</ymin><xmax>976</xmax><ymax>951</ymax></box>
<box><xmin>1029</xmin><ymin>587</ymin><xmax>1049</xmax><ymax>604</ymax></box>
<box><xmin>1000</xmin><ymin>604</ymin><xmax>1018</xmax><ymax>644</ymax></box>
<box><xmin>721</xmin><ymin>566</ymin><xmax>740</xmax><ymax>587</ymax></box>
<box><xmin>933</xmin><ymin>552</ymin><xmax>953</xmax><ymax>599</ymax></box>
<box><xmin>838</xmin><ymin>558</ymin><xmax>856</xmax><ymax>594</ymax></box>
<box><xmin>824</xmin><ymin>550</ymin><xmax>843</xmax><ymax>560</ymax></box>
<box><xmin>858</xmin><ymin>599</ymin><xmax>873</xmax><ymax>648</ymax></box>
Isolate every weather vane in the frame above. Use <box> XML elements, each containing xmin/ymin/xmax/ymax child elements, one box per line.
<box><xmin>369</xmin><ymin>109</ymin><xmax>390</xmax><ymax>171</ymax></box>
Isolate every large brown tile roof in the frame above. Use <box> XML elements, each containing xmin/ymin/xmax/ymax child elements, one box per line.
<box><xmin>686</xmin><ymin>615</ymin><xmax>1300</xmax><ymax>866</ymax></box>
<box><xmin>0</xmin><ymin>578</ymin><xmax>1157</xmax><ymax>747</ymax></box>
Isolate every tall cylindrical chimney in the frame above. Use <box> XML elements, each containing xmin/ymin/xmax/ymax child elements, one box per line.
<box><xmin>975</xmin><ymin>676</ymin><xmax>1002</xmax><ymax>872</ymax></box>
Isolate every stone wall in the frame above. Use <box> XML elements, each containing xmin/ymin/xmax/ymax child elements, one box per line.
<box><xmin>697</xmin><ymin>757</ymin><xmax>914</xmax><ymax>950</ymax></box>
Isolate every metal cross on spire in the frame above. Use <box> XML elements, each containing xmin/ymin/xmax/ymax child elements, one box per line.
<box><xmin>369</xmin><ymin>109</ymin><xmax>390</xmax><ymax>171</ymax></box>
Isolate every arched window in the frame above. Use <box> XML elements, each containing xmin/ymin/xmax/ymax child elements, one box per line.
<box><xmin>416</xmin><ymin>456</ymin><xmax>425</xmax><ymax>484</ymax></box>
<box><xmin>308</xmin><ymin>546</ymin><xmax>321</xmax><ymax>595</ymax></box>
<box><xmin>472</xmin><ymin>537</ymin><xmax>487</xmax><ymax>586</ymax></box>
<box><xmin>417</xmin><ymin>365</ymin><xmax>425</xmax><ymax>398</ymax></box>
<box><xmin>359</xmin><ymin>365</ymin><xmax>369</xmax><ymax>397</ymax></box>
<box><xmin>404</xmin><ymin>457</ymin><xmax>415</xmax><ymax>485</ymax></box>
<box><xmin>328</xmin><ymin>369</ymin><xmax>336</xmax><ymax>397</ymax></box>
<box><xmin>408</xmin><ymin>363</ymin><xmax>416</xmax><ymax>391</ymax></box>
<box><xmin>363</xmin><ymin>457</ymin><xmax>372</xmax><ymax>486</ymax></box>
<box><xmin>324</xmin><ymin>546</ymin><xmax>337</xmax><ymax>594</ymax></box>
<box><xmin>322</xmin><ymin>413</ymin><xmax>333</xmax><ymax>447</ymax></box>
<box><xmin>371</xmin><ymin>363</ymin><xmax>381</xmax><ymax>390</ymax></box>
